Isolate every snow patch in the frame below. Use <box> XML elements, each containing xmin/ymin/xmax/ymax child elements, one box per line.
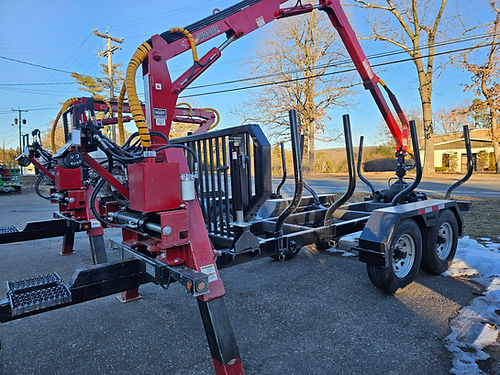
<box><xmin>445</xmin><ymin>237</ymin><xmax>500</xmax><ymax>374</ymax></box>
<box><xmin>341</xmin><ymin>251</ymin><xmax>356</xmax><ymax>257</ymax></box>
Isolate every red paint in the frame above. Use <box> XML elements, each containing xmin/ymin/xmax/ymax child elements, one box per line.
<box><xmin>83</xmin><ymin>154</ymin><xmax>130</xmax><ymax>198</ymax></box>
<box><xmin>54</xmin><ymin>166</ymin><xmax>82</xmax><ymax>191</ymax></box>
<box><xmin>128</xmin><ymin>162</ymin><xmax>182</xmax><ymax>212</ymax></box>
<box><xmin>212</xmin><ymin>358</ymin><xmax>244</xmax><ymax>375</ymax></box>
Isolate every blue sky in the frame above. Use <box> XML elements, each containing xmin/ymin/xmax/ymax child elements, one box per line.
<box><xmin>0</xmin><ymin>0</ymin><xmax>495</xmax><ymax>150</ymax></box>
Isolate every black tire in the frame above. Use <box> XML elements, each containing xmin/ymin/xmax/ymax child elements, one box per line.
<box><xmin>421</xmin><ymin>209</ymin><xmax>458</xmax><ymax>274</ymax></box>
<box><xmin>366</xmin><ymin>219</ymin><xmax>422</xmax><ymax>294</ymax></box>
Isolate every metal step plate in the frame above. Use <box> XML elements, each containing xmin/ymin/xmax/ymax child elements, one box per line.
<box><xmin>0</xmin><ymin>226</ymin><xmax>19</xmax><ymax>235</ymax></box>
<box><xmin>7</xmin><ymin>273</ymin><xmax>71</xmax><ymax>316</ymax></box>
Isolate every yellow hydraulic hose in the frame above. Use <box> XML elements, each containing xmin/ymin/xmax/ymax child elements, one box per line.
<box><xmin>170</xmin><ymin>27</ymin><xmax>199</xmax><ymax>63</ymax></box>
<box><xmin>124</xmin><ymin>29</ymin><xmax>199</xmax><ymax>148</ymax></box>
<box><xmin>176</xmin><ymin>102</ymin><xmax>193</xmax><ymax>117</ymax></box>
<box><xmin>50</xmin><ymin>97</ymin><xmax>79</xmax><ymax>152</ymax></box>
<box><xmin>117</xmin><ymin>81</ymin><xmax>127</xmax><ymax>145</ymax></box>
<box><xmin>125</xmin><ymin>42</ymin><xmax>152</xmax><ymax>148</ymax></box>
<box><xmin>201</xmin><ymin>107</ymin><xmax>220</xmax><ymax>130</ymax></box>
<box><xmin>94</xmin><ymin>95</ymin><xmax>113</xmax><ymax>119</ymax></box>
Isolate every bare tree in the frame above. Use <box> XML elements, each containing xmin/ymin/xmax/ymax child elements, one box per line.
<box><xmin>240</xmin><ymin>11</ymin><xmax>355</xmax><ymax>172</ymax></box>
<box><xmin>353</xmin><ymin>0</ymin><xmax>455</xmax><ymax>174</ymax></box>
<box><xmin>461</xmin><ymin>0</ymin><xmax>500</xmax><ymax>172</ymax></box>
<box><xmin>434</xmin><ymin>100</ymin><xmax>490</xmax><ymax>134</ymax></box>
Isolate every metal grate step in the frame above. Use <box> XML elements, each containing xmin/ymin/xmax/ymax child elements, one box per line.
<box><xmin>7</xmin><ymin>273</ymin><xmax>71</xmax><ymax>316</ymax></box>
<box><xmin>0</xmin><ymin>225</ymin><xmax>19</xmax><ymax>235</ymax></box>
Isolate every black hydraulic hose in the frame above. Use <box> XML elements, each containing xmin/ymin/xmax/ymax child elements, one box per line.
<box><xmin>274</xmin><ymin>110</ymin><xmax>303</xmax><ymax>236</ymax></box>
<box><xmin>357</xmin><ymin>136</ymin><xmax>376</xmax><ymax>195</ymax></box>
<box><xmin>323</xmin><ymin>114</ymin><xmax>356</xmax><ymax>226</ymax></box>
<box><xmin>123</xmin><ymin>131</ymin><xmax>169</xmax><ymax>149</ymax></box>
<box><xmin>445</xmin><ymin>125</ymin><xmax>473</xmax><ymax>199</ymax></box>
<box><xmin>275</xmin><ymin>141</ymin><xmax>287</xmax><ymax>197</ymax></box>
<box><xmin>153</xmin><ymin>143</ymin><xmax>198</xmax><ymax>166</ymax></box>
<box><xmin>391</xmin><ymin>120</ymin><xmax>422</xmax><ymax>206</ymax></box>
<box><xmin>34</xmin><ymin>174</ymin><xmax>51</xmax><ymax>200</ymax></box>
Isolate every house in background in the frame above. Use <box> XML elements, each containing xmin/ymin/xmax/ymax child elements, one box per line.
<box><xmin>430</xmin><ymin>128</ymin><xmax>496</xmax><ymax>172</ymax></box>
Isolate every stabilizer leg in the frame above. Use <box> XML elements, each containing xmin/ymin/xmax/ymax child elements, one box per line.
<box><xmin>88</xmin><ymin>235</ymin><xmax>108</xmax><ymax>265</ymax></box>
<box><xmin>60</xmin><ymin>231</ymin><xmax>75</xmax><ymax>256</ymax></box>
<box><xmin>197</xmin><ymin>298</ymin><xmax>244</xmax><ymax>375</ymax></box>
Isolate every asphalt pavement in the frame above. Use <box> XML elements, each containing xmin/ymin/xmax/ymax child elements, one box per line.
<box><xmin>0</xmin><ymin>192</ymin><xmax>485</xmax><ymax>375</ymax></box>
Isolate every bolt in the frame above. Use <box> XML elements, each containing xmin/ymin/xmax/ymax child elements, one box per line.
<box><xmin>68</xmin><ymin>197</ymin><xmax>75</xmax><ymax>203</ymax></box>
<box><xmin>162</xmin><ymin>226</ymin><xmax>172</xmax><ymax>236</ymax></box>
<box><xmin>152</xmin><ymin>52</ymin><xmax>161</xmax><ymax>61</ymax></box>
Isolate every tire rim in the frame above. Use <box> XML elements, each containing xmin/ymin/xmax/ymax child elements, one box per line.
<box><xmin>392</xmin><ymin>233</ymin><xmax>416</xmax><ymax>278</ymax></box>
<box><xmin>436</xmin><ymin>222</ymin><xmax>453</xmax><ymax>260</ymax></box>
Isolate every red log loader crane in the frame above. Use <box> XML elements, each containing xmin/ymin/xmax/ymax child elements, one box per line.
<box><xmin>0</xmin><ymin>1</ymin><xmax>474</xmax><ymax>374</ymax></box>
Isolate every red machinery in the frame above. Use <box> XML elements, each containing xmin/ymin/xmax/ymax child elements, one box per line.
<box><xmin>0</xmin><ymin>1</ymin><xmax>472</xmax><ymax>375</ymax></box>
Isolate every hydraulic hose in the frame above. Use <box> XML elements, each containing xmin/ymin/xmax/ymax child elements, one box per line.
<box><xmin>201</xmin><ymin>107</ymin><xmax>220</xmax><ymax>130</ymax></box>
<box><xmin>177</xmin><ymin>102</ymin><xmax>193</xmax><ymax>117</ymax></box>
<box><xmin>94</xmin><ymin>95</ymin><xmax>113</xmax><ymax>119</ymax></box>
<box><xmin>169</xmin><ymin>27</ymin><xmax>199</xmax><ymax>63</ymax></box>
<box><xmin>124</xmin><ymin>28</ymin><xmax>199</xmax><ymax>149</ymax></box>
<box><xmin>117</xmin><ymin>81</ymin><xmax>127</xmax><ymax>145</ymax></box>
<box><xmin>34</xmin><ymin>174</ymin><xmax>51</xmax><ymax>200</ymax></box>
<box><xmin>50</xmin><ymin>97</ymin><xmax>79</xmax><ymax>152</ymax></box>
<box><xmin>126</xmin><ymin>42</ymin><xmax>152</xmax><ymax>148</ymax></box>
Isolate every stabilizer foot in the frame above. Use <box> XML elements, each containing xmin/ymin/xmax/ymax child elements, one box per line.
<box><xmin>117</xmin><ymin>288</ymin><xmax>142</xmax><ymax>303</ymax></box>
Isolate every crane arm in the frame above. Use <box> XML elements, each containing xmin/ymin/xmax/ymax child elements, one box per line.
<box><xmin>127</xmin><ymin>0</ymin><xmax>409</xmax><ymax>154</ymax></box>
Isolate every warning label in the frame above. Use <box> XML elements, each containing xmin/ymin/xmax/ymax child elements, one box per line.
<box><xmin>153</xmin><ymin>108</ymin><xmax>167</xmax><ymax>126</ymax></box>
<box><xmin>200</xmin><ymin>264</ymin><xmax>218</xmax><ymax>283</ymax></box>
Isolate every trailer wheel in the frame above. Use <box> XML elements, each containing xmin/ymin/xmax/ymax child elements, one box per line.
<box><xmin>421</xmin><ymin>209</ymin><xmax>458</xmax><ymax>274</ymax></box>
<box><xmin>366</xmin><ymin>219</ymin><xmax>422</xmax><ymax>294</ymax></box>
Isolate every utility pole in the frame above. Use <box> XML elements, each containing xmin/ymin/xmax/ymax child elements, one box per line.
<box><xmin>2</xmin><ymin>137</ymin><xmax>5</xmax><ymax>163</ymax></box>
<box><xmin>11</xmin><ymin>108</ymin><xmax>28</xmax><ymax>173</ymax></box>
<box><xmin>93</xmin><ymin>29</ymin><xmax>124</xmax><ymax>142</ymax></box>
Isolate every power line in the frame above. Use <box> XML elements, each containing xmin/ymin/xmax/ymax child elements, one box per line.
<box><xmin>179</xmin><ymin>41</ymin><xmax>500</xmax><ymax>98</ymax></box>
<box><xmin>185</xmin><ymin>31</ymin><xmax>498</xmax><ymax>91</ymax></box>
<box><xmin>0</xmin><ymin>55</ymin><xmax>74</xmax><ymax>74</ymax></box>
<box><xmin>0</xmin><ymin>82</ymin><xmax>74</xmax><ymax>86</ymax></box>
<box><xmin>0</xmin><ymin>55</ymin><xmax>100</xmax><ymax>79</ymax></box>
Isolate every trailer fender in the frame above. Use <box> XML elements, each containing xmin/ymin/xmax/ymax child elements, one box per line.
<box><xmin>356</xmin><ymin>199</ymin><xmax>464</xmax><ymax>267</ymax></box>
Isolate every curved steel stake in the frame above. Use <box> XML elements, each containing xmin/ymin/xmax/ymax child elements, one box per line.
<box><xmin>274</xmin><ymin>141</ymin><xmax>287</xmax><ymax>198</ymax></box>
<box><xmin>274</xmin><ymin>110</ymin><xmax>303</xmax><ymax>236</ymax></box>
<box><xmin>445</xmin><ymin>125</ymin><xmax>473</xmax><ymax>199</ymax></box>
<box><xmin>323</xmin><ymin>114</ymin><xmax>356</xmax><ymax>226</ymax></box>
<box><xmin>357</xmin><ymin>136</ymin><xmax>375</xmax><ymax>195</ymax></box>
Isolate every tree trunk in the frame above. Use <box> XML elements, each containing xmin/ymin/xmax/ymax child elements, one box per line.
<box><xmin>308</xmin><ymin>121</ymin><xmax>315</xmax><ymax>173</ymax></box>
<box><xmin>419</xmin><ymin>80</ymin><xmax>435</xmax><ymax>174</ymax></box>
<box><xmin>491</xmin><ymin>112</ymin><xmax>500</xmax><ymax>173</ymax></box>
